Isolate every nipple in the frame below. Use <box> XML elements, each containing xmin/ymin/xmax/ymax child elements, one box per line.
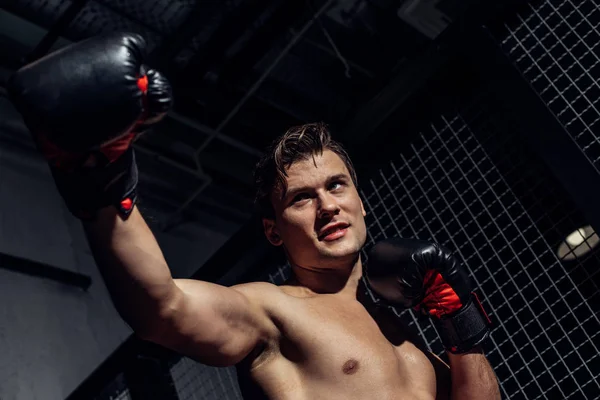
<box><xmin>342</xmin><ymin>359</ymin><xmax>359</xmax><ymax>375</ymax></box>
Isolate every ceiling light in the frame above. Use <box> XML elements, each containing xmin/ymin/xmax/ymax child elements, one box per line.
<box><xmin>557</xmin><ymin>225</ymin><xmax>599</xmax><ymax>261</ymax></box>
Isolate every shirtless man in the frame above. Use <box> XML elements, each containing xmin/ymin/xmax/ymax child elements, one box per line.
<box><xmin>9</xmin><ymin>33</ymin><xmax>501</xmax><ymax>399</ymax></box>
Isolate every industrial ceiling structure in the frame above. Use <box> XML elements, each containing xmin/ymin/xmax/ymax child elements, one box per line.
<box><xmin>0</xmin><ymin>0</ymin><xmax>480</xmax><ymax>238</ymax></box>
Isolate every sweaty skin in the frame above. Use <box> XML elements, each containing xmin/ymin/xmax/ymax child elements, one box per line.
<box><xmin>233</xmin><ymin>150</ymin><xmax>450</xmax><ymax>400</ymax></box>
<box><xmin>234</xmin><ymin>275</ymin><xmax>450</xmax><ymax>400</ymax></box>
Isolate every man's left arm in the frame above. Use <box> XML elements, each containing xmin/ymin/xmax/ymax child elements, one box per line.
<box><xmin>365</xmin><ymin>238</ymin><xmax>501</xmax><ymax>400</ymax></box>
<box><xmin>447</xmin><ymin>347</ymin><xmax>500</xmax><ymax>400</ymax></box>
<box><xmin>425</xmin><ymin>347</ymin><xmax>500</xmax><ymax>400</ymax></box>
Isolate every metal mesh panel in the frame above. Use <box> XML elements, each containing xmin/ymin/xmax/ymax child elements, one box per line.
<box><xmin>499</xmin><ymin>0</ymin><xmax>600</xmax><ymax>172</ymax></box>
<box><xmin>360</xmin><ymin>102</ymin><xmax>600</xmax><ymax>399</ymax></box>
<box><xmin>170</xmin><ymin>358</ymin><xmax>242</xmax><ymax>400</ymax></box>
<box><xmin>265</xmin><ymin>262</ymin><xmax>292</xmax><ymax>285</ymax></box>
<box><xmin>93</xmin><ymin>373</ymin><xmax>132</xmax><ymax>400</ymax></box>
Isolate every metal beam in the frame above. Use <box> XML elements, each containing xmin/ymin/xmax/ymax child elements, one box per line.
<box><xmin>167</xmin><ymin>111</ymin><xmax>263</xmax><ymax>157</ymax></box>
<box><xmin>245</xmin><ymin>77</ymin><xmax>322</xmax><ymax>123</ymax></box>
<box><xmin>136</xmin><ymin>138</ymin><xmax>255</xmax><ymax>188</ymax></box>
<box><xmin>293</xmin><ymin>32</ymin><xmax>374</xmax><ymax>79</ymax></box>
<box><xmin>133</xmin><ymin>142</ymin><xmax>208</xmax><ymax>180</ymax></box>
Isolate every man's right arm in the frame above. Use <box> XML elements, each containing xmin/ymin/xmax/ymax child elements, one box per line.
<box><xmin>7</xmin><ymin>32</ymin><xmax>276</xmax><ymax>368</ymax></box>
<box><xmin>85</xmin><ymin>206</ymin><xmax>277</xmax><ymax>367</ymax></box>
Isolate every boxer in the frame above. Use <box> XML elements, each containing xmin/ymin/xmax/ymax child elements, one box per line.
<box><xmin>9</xmin><ymin>32</ymin><xmax>500</xmax><ymax>399</ymax></box>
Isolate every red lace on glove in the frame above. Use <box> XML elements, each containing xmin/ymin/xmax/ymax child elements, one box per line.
<box><xmin>415</xmin><ymin>270</ymin><xmax>463</xmax><ymax>319</ymax></box>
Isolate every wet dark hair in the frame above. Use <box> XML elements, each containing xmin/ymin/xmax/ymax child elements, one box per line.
<box><xmin>253</xmin><ymin>122</ymin><xmax>358</xmax><ymax>219</ymax></box>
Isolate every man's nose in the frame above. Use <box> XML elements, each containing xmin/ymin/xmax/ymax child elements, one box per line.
<box><xmin>318</xmin><ymin>192</ymin><xmax>340</xmax><ymax>218</ymax></box>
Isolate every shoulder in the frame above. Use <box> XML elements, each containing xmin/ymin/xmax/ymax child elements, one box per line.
<box><xmin>232</xmin><ymin>281</ymin><xmax>281</xmax><ymax>295</ymax></box>
<box><xmin>232</xmin><ymin>282</ymin><xmax>312</xmax><ymax>329</ymax></box>
<box><xmin>232</xmin><ymin>281</ymin><xmax>310</xmax><ymax>299</ymax></box>
<box><xmin>232</xmin><ymin>281</ymin><xmax>281</xmax><ymax>303</ymax></box>
<box><xmin>231</xmin><ymin>282</ymin><xmax>297</xmax><ymax>368</ymax></box>
<box><xmin>231</xmin><ymin>281</ymin><xmax>294</xmax><ymax>310</ymax></box>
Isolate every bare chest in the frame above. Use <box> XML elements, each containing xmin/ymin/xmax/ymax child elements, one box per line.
<box><xmin>247</xmin><ymin>295</ymin><xmax>437</xmax><ymax>399</ymax></box>
<box><xmin>281</xmin><ymin>296</ymin><xmax>398</xmax><ymax>371</ymax></box>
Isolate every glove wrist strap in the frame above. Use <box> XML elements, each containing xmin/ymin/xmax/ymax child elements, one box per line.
<box><xmin>50</xmin><ymin>147</ymin><xmax>138</xmax><ymax>220</ymax></box>
<box><xmin>433</xmin><ymin>292</ymin><xmax>492</xmax><ymax>354</ymax></box>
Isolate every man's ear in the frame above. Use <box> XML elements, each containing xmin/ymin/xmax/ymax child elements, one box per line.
<box><xmin>262</xmin><ymin>218</ymin><xmax>283</xmax><ymax>246</ymax></box>
<box><xmin>360</xmin><ymin>198</ymin><xmax>367</xmax><ymax>217</ymax></box>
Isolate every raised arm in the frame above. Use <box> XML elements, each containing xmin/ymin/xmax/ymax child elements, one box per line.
<box><xmin>85</xmin><ymin>206</ymin><xmax>276</xmax><ymax>366</ymax></box>
<box><xmin>9</xmin><ymin>32</ymin><xmax>276</xmax><ymax>367</ymax></box>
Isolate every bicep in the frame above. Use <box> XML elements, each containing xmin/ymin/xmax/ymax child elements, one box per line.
<box><xmin>147</xmin><ymin>279</ymin><xmax>276</xmax><ymax>367</ymax></box>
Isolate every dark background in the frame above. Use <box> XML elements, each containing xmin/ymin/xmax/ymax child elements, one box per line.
<box><xmin>0</xmin><ymin>0</ymin><xmax>598</xmax><ymax>399</ymax></box>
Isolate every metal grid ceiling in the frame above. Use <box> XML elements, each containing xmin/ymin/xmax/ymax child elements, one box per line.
<box><xmin>499</xmin><ymin>0</ymin><xmax>600</xmax><ymax>172</ymax></box>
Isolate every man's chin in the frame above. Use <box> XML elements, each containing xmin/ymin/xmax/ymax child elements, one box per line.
<box><xmin>320</xmin><ymin>244</ymin><xmax>361</xmax><ymax>262</ymax></box>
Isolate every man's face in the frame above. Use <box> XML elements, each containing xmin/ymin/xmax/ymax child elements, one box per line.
<box><xmin>263</xmin><ymin>150</ymin><xmax>367</xmax><ymax>269</ymax></box>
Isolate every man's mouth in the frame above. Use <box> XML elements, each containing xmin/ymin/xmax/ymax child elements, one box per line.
<box><xmin>319</xmin><ymin>223</ymin><xmax>350</xmax><ymax>241</ymax></box>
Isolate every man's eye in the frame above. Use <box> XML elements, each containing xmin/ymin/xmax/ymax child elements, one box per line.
<box><xmin>293</xmin><ymin>193</ymin><xmax>309</xmax><ymax>203</ymax></box>
<box><xmin>330</xmin><ymin>181</ymin><xmax>344</xmax><ymax>191</ymax></box>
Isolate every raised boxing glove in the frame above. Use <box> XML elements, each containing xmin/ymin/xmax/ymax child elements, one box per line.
<box><xmin>365</xmin><ymin>237</ymin><xmax>492</xmax><ymax>354</ymax></box>
<box><xmin>8</xmin><ymin>32</ymin><xmax>172</xmax><ymax>219</ymax></box>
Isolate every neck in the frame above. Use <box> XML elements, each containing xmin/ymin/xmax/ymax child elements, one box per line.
<box><xmin>288</xmin><ymin>255</ymin><xmax>363</xmax><ymax>296</ymax></box>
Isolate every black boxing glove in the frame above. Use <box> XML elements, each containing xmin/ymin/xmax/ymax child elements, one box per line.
<box><xmin>8</xmin><ymin>32</ymin><xmax>172</xmax><ymax>219</ymax></box>
<box><xmin>365</xmin><ymin>238</ymin><xmax>492</xmax><ymax>354</ymax></box>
